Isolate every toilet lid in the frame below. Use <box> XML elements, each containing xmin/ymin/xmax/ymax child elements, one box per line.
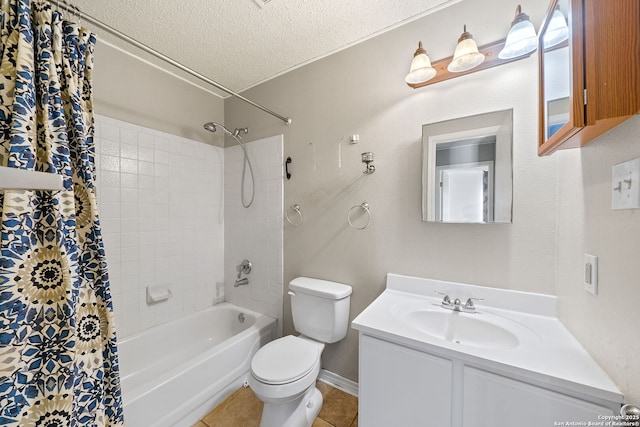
<box><xmin>251</xmin><ymin>336</ymin><xmax>320</xmax><ymax>385</ymax></box>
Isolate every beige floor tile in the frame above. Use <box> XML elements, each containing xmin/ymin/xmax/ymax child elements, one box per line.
<box><xmin>316</xmin><ymin>382</ymin><xmax>358</xmax><ymax>427</ymax></box>
<box><xmin>201</xmin><ymin>386</ymin><xmax>263</xmax><ymax>427</ymax></box>
<box><xmin>312</xmin><ymin>417</ymin><xmax>334</xmax><ymax>427</ymax></box>
<box><xmin>199</xmin><ymin>382</ymin><xmax>358</xmax><ymax>427</ymax></box>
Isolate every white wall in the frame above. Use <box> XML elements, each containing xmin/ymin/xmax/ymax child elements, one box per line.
<box><xmin>95</xmin><ymin>115</ymin><xmax>225</xmax><ymax>337</ymax></box>
<box><xmin>556</xmin><ymin>115</ymin><xmax>640</xmax><ymax>404</ymax></box>
<box><xmin>224</xmin><ymin>135</ymin><xmax>284</xmax><ymax>334</ymax></box>
<box><xmin>93</xmin><ymin>42</ymin><xmax>225</xmax><ymax>146</ymax></box>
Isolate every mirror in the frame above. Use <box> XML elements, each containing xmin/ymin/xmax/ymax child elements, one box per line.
<box><xmin>540</xmin><ymin>0</ymin><xmax>573</xmax><ymax>145</ymax></box>
<box><xmin>422</xmin><ymin>109</ymin><xmax>513</xmax><ymax>223</ymax></box>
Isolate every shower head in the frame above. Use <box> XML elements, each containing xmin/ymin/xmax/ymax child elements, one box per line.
<box><xmin>203</xmin><ymin>122</ymin><xmax>249</xmax><ymax>137</ymax></box>
<box><xmin>204</xmin><ymin>121</ymin><xmax>255</xmax><ymax>208</ymax></box>
<box><xmin>203</xmin><ymin>122</ymin><xmax>219</xmax><ymax>133</ymax></box>
<box><xmin>203</xmin><ymin>121</ymin><xmax>231</xmax><ymax>135</ymax></box>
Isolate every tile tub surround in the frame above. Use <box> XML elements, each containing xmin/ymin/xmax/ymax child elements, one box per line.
<box><xmin>224</xmin><ymin>135</ymin><xmax>284</xmax><ymax>334</ymax></box>
<box><xmin>94</xmin><ymin>115</ymin><xmax>225</xmax><ymax>337</ymax></box>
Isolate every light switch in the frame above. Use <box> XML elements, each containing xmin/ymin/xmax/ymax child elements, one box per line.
<box><xmin>612</xmin><ymin>158</ymin><xmax>640</xmax><ymax>210</ymax></box>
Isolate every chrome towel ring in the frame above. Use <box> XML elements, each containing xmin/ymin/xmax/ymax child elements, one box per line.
<box><xmin>286</xmin><ymin>204</ymin><xmax>303</xmax><ymax>226</ymax></box>
<box><xmin>348</xmin><ymin>202</ymin><xmax>371</xmax><ymax>230</ymax></box>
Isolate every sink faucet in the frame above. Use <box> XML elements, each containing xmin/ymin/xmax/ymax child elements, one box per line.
<box><xmin>435</xmin><ymin>292</ymin><xmax>483</xmax><ymax>313</ymax></box>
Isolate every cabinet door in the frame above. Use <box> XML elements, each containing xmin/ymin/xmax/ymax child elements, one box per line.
<box><xmin>538</xmin><ymin>0</ymin><xmax>640</xmax><ymax>155</ymax></box>
<box><xmin>462</xmin><ymin>367</ymin><xmax>614</xmax><ymax>427</ymax></box>
<box><xmin>538</xmin><ymin>0</ymin><xmax>584</xmax><ymax>154</ymax></box>
<box><xmin>359</xmin><ymin>335</ymin><xmax>452</xmax><ymax>427</ymax></box>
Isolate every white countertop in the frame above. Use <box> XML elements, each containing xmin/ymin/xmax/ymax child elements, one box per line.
<box><xmin>352</xmin><ymin>273</ymin><xmax>623</xmax><ymax>404</ymax></box>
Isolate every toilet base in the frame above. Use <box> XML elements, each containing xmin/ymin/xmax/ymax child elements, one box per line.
<box><xmin>258</xmin><ymin>385</ymin><xmax>323</xmax><ymax>427</ymax></box>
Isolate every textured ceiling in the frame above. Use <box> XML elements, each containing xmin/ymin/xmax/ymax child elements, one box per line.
<box><xmin>70</xmin><ymin>0</ymin><xmax>460</xmax><ymax>97</ymax></box>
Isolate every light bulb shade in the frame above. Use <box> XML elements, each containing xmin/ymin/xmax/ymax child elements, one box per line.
<box><xmin>406</xmin><ymin>42</ymin><xmax>437</xmax><ymax>84</ymax></box>
<box><xmin>406</xmin><ymin>53</ymin><xmax>437</xmax><ymax>84</ymax></box>
<box><xmin>543</xmin><ymin>8</ymin><xmax>569</xmax><ymax>49</ymax></box>
<box><xmin>448</xmin><ymin>36</ymin><xmax>485</xmax><ymax>72</ymax></box>
<box><xmin>499</xmin><ymin>17</ymin><xmax>538</xmax><ymax>59</ymax></box>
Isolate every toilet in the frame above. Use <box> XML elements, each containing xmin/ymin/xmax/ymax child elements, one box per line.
<box><xmin>249</xmin><ymin>277</ymin><xmax>352</xmax><ymax>427</ymax></box>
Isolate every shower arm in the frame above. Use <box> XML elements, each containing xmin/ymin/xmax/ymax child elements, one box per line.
<box><xmin>65</xmin><ymin>2</ymin><xmax>292</xmax><ymax>126</ymax></box>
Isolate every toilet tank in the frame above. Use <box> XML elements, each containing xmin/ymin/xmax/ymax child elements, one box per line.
<box><xmin>289</xmin><ymin>277</ymin><xmax>352</xmax><ymax>344</ymax></box>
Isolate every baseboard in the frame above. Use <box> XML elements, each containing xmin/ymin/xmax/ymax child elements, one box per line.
<box><xmin>318</xmin><ymin>369</ymin><xmax>359</xmax><ymax>397</ymax></box>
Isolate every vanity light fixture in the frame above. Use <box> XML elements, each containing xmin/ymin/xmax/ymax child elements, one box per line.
<box><xmin>542</xmin><ymin>6</ymin><xmax>569</xmax><ymax>49</ymax></box>
<box><xmin>447</xmin><ymin>25</ymin><xmax>485</xmax><ymax>73</ymax></box>
<box><xmin>405</xmin><ymin>41</ymin><xmax>437</xmax><ymax>84</ymax></box>
<box><xmin>498</xmin><ymin>5</ymin><xmax>538</xmax><ymax>59</ymax></box>
<box><xmin>406</xmin><ymin>11</ymin><xmax>539</xmax><ymax>89</ymax></box>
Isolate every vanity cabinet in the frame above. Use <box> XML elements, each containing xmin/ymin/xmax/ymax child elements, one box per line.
<box><xmin>538</xmin><ymin>0</ymin><xmax>640</xmax><ymax>156</ymax></box>
<box><xmin>358</xmin><ymin>334</ymin><xmax>617</xmax><ymax>427</ymax></box>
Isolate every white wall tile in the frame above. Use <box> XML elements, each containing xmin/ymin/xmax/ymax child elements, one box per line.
<box><xmin>120</xmin><ymin>143</ymin><xmax>138</xmax><ymax>160</ymax></box>
<box><xmin>96</xmin><ymin>116</ymin><xmax>281</xmax><ymax>339</ymax></box>
<box><xmin>224</xmin><ymin>135</ymin><xmax>284</xmax><ymax>336</ymax></box>
<box><xmin>95</xmin><ymin>115</ymin><xmax>224</xmax><ymax>337</ymax></box>
<box><xmin>100</xmin><ymin>139</ymin><xmax>120</xmax><ymax>157</ymax></box>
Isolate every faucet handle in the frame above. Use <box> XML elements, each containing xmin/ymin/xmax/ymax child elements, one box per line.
<box><xmin>434</xmin><ymin>291</ymin><xmax>451</xmax><ymax>304</ymax></box>
<box><xmin>464</xmin><ymin>297</ymin><xmax>484</xmax><ymax>310</ymax></box>
<box><xmin>236</xmin><ymin>259</ymin><xmax>252</xmax><ymax>279</ymax></box>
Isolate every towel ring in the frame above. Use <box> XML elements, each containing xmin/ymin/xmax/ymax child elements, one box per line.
<box><xmin>348</xmin><ymin>202</ymin><xmax>371</xmax><ymax>230</ymax></box>
<box><xmin>285</xmin><ymin>204</ymin><xmax>303</xmax><ymax>226</ymax></box>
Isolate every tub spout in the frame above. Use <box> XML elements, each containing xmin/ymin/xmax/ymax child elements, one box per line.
<box><xmin>234</xmin><ymin>277</ymin><xmax>249</xmax><ymax>287</ymax></box>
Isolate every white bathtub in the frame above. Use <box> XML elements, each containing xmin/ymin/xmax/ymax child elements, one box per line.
<box><xmin>118</xmin><ymin>303</ymin><xmax>276</xmax><ymax>427</ymax></box>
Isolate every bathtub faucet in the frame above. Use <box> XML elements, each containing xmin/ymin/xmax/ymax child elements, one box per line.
<box><xmin>234</xmin><ymin>277</ymin><xmax>249</xmax><ymax>287</ymax></box>
<box><xmin>236</xmin><ymin>259</ymin><xmax>252</xmax><ymax>279</ymax></box>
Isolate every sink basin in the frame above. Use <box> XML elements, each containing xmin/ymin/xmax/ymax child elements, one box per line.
<box><xmin>402</xmin><ymin>309</ymin><xmax>520</xmax><ymax>350</ymax></box>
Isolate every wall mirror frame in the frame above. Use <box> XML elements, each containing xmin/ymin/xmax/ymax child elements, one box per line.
<box><xmin>422</xmin><ymin>109</ymin><xmax>513</xmax><ymax>224</ymax></box>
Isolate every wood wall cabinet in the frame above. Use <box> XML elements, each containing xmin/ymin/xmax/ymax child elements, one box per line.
<box><xmin>538</xmin><ymin>0</ymin><xmax>640</xmax><ymax>156</ymax></box>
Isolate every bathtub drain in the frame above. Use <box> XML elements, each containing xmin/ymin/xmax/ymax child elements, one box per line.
<box><xmin>238</xmin><ymin>313</ymin><xmax>246</xmax><ymax>323</ymax></box>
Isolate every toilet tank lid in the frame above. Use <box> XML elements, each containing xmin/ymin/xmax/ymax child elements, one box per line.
<box><xmin>289</xmin><ymin>277</ymin><xmax>352</xmax><ymax>299</ymax></box>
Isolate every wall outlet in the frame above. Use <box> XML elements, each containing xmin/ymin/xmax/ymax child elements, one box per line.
<box><xmin>584</xmin><ymin>254</ymin><xmax>598</xmax><ymax>295</ymax></box>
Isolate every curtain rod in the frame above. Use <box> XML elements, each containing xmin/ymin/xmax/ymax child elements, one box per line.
<box><xmin>54</xmin><ymin>1</ymin><xmax>292</xmax><ymax>125</ymax></box>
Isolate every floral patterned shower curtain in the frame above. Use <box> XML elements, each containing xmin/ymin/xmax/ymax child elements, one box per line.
<box><xmin>0</xmin><ymin>1</ymin><xmax>123</xmax><ymax>425</ymax></box>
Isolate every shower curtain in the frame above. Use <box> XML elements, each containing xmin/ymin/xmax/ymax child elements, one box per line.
<box><xmin>0</xmin><ymin>1</ymin><xmax>123</xmax><ymax>426</ymax></box>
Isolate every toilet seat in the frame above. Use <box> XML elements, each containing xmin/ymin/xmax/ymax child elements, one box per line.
<box><xmin>251</xmin><ymin>336</ymin><xmax>322</xmax><ymax>385</ymax></box>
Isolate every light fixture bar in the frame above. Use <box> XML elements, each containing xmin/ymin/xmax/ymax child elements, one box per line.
<box><xmin>406</xmin><ymin>38</ymin><xmax>535</xmax><ymax>89</ymax></box>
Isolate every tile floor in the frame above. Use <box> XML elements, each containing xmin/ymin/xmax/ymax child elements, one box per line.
<box><xmin>193</xmin><ymin>381</ymin><xmax>358</xmax><ymax>427</ymax></box>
